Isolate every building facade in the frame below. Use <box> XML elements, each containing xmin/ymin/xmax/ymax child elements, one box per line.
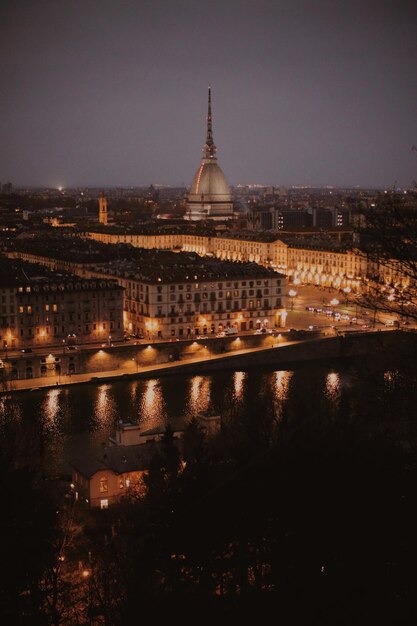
<box><xmin>0</xmin><ymin>258</ymin><xmax>124</xmax><ymax>352</ymax></box>
<box><xmin>7</xmin><ymin>243</ymin><xmax>287</xmax><ymax>338</ymax></box>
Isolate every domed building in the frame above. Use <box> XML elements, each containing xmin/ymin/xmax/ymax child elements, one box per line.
<box><xmin>185</xmin><ymin>88</ymin><xmax>234</xmax><ymax>221</ymax></box>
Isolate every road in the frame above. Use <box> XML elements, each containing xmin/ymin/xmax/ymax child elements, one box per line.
<box><xmin>286</xmin><ymin>283</ymin><xmax>400</xmax><ymax>332</ymax></box>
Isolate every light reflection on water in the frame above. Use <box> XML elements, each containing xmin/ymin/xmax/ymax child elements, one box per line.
<box><xmin>42</xmin><ymin>388</ymin><xmax>61</xmax><ymax>432</ymax></box>
<box><xmin>273</xmin><ymin>371</ymin><xmax>293</xmax><ymax>402</ymax></box>
<box><xmin>0</xmin><ymin>396</ymin><xmax>22</xmax><ymax>425</ymax></box>
<box><xmin>233</xmin><ymin>371</ymin><xmax>246</xmax><ymax>401</ymax></box>
<box><xmin>325</xmin><ymin>372</ymin><xmax>341</xmax><ymax>402</ymax></box>
<box><xmin>94</xmin><ymin>384</ymin><xmax>117</xmax><ymax>428</ymax></box>
<box><xmin>0</xmin><ymin>361</ymin><xmax>414</xmax><ymax>476</ymax></box>
<box><xmin>139</xmin><ymin>379</ymin><xmax>166</xmax><ymax>427</ymax></box>
<box><xmin>188</xmin><ymin>375</ymin><xmax>211</xmax><ymax>415</ymax></box>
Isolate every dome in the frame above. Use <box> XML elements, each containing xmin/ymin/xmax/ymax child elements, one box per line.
<box><xmin>185</xmin><ymin>87</ymin><xmax>234</xmax><ymax>221</ymax></box>
<box><xmin>188</xmin><ymin>160</ymin><xmax>231</xmax><ymax>201</ymax></box>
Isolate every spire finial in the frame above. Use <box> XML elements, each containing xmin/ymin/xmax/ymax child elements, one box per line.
<box><xmin>204</xmin><ymin>85</ymin><xmax>216</xmax><ymax>159</ymax></box>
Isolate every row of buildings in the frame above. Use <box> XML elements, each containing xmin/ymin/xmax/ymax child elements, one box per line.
<box><xmin>83</xmin><ymin>225</ymin><xmax>406</xmax><ymax>292</ymax></box>
<box><xmin>3</xmin><ymin>238</ymin><xmax>287</xmax><ymax>349</ymax></box>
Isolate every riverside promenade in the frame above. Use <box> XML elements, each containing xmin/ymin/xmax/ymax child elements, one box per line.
<box><xmin>1</xmin><ymin>329</ymin><xmax>411</xmax><ymax>395</ymax></box>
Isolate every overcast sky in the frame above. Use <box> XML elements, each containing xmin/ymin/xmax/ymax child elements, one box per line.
<box><xmin>1</xmin><ymin>0</ymin><xmax>416</xmax><ymax>188</ymax></box>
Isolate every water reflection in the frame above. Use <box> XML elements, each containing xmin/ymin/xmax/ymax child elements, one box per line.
<box><xmin>139</xmin><ymin>379</ymin><xmax>165</xmax><ymax>426</ymax></box>
<box><xmin>326</xmin><ymin>372</ymin><xmax>341</xmax><ymax>402</ymax></box>
<box><xmin>273</xmin><ymin>370</ymin><xmax>293</xmax><ymax>402</ymax></box>
<box><xmin>188</xmin><ymin>375</ymin><xmax>211</xmax><ymax>415</ymax></box>
<box><xmin>384</xmin><ymin>370</ymin><xmax>398</xmax><ymax>388</ymax></box>
<box><xmin>233</xmin><ymin>371</ymin><xmax>246</xmax><ymax>400</ymax></box>
<box><xmin>94</xmin><ymin>384</ymin><xmax>117</xmax><ymax>428</ymax></box>
<box><xmin>0</xmin><ymin>396</ymin><xmax>21</xmax><ymax>425</ymax></box>
<box><xmin>3</xmin><ymin>358</ymin><xmax>414</xmax><ymax>478</ymax></box>
<box><xmin>42</xmin><ymin>388</ymin><xmax>61</xmax><ymax>432</ymax></box>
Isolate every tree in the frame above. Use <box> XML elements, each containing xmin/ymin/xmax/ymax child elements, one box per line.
<box><xmin>358</xmin><ymin>189</ymin><xmax>417</xmax><ymax>322</ymax></box>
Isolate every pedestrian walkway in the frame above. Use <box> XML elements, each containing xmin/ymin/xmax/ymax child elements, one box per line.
<box><xmin>2</xmin><ymin>338</ymin><xmax>302</xmax><ymax>394</ymax></box>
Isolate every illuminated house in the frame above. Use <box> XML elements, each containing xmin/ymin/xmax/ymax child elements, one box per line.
<box><xmin>71</xmin><ymin>444</ymin><xmax>153</xmax><ymax>509</ymax></box>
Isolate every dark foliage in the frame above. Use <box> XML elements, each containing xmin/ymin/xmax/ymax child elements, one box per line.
<box><xmin>85</xmin><ymin>400</ymin><xmax>417</xmax><ymax>625</ymax></box>
<box><xmin>0</xmin><ymin>455</ymin><xmax>60</xmax><ymax>625</ymax></box>
<box><xmin>359</xmin><ymin>193</ymin><xmax>417</xmax><ymax>321</ymax></box>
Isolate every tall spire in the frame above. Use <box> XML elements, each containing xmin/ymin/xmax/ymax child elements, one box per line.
<box><xmin>204</xmin><ymin>85</ymin><xmax>217</xmax><ymax>159</ymax></box>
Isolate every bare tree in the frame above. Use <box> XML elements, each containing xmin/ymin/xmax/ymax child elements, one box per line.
<box><xmin>358</xmin><ymin>189</ymin><xmax>417</xmax><ymax>323</ymax></box>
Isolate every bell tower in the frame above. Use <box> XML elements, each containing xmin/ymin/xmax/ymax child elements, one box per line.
<box><xmin>98</xmin><ymin>193</ymin><xmax>108</xmax><ymax>225</ymax></box>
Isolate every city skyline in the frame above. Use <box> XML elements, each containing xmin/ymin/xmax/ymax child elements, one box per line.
<box><xmin>1</xmin><ymin>0</ymin><xmax>416</xmax><ymax>188</ymax></box>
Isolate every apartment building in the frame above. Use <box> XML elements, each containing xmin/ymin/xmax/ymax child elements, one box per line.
<box><xmin>0</xmin><ymin>257</ymin><xmax>124</xmax><ymax>351</ymax></box>
<box><xmin>6</xmin><ymin>239</ymin><xmax>287</xmax><ymax>338</ymax></box>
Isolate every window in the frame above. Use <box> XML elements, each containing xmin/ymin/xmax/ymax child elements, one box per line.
<box><xmin>99</xmin><ymin>477</ymin><xmax>108</xmax><ymax>493</ymax></box>
<box><xmin>100</xmin><ymin>499</ymin><xmax>109</xmax><ymax>510</ymax></box>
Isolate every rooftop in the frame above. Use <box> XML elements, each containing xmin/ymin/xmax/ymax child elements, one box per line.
<box><xmin>6</xmin><ymin>235</ymin><xmax>285</xmax><ymax>283</ymax></box>
<box><xmin>0</xmin><ymin>255</ymin><xmax>121</xmax><ymax>290</ymax></box>
<box><xmin>71</xmin><ymin>443</ymin><xmax>158</xmax><ymax>478</ymax></box>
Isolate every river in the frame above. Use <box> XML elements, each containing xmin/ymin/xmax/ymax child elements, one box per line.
<box><xmin>1</xmin><ymin>355</ymin><xmax>416</xmax><ymax>476</ymax></box>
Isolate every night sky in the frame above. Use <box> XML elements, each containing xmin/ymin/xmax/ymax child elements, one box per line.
<box><xmin>1</xmin><ymin>0</ymin><xmax>416</xmax><ymax>188</ymax></box>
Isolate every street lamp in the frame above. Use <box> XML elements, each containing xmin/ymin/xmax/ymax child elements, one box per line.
<box><xmin>288</xmin><ymin>289</ymin><xmax>297</xmax><ymax>311</ymax></box>
<box><xmin>131</xmin><ymin>357</ymin><xmax>139</xmax><ymax>372</ymax></box>
<box><xmin>108</xmin><ymin>334</ymin><xmax>112</xmax><ymax>346</ymax></box>
<box><xmin>4</xmin><ymin>342</ymin><xmax>8</xmax><ymax>361</ymax></box>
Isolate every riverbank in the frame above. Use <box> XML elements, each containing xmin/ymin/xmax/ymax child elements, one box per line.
<box><xmin>2</xmin><ymin>329</ymin><xmax>413</xmax><ymax>396</ymax></box>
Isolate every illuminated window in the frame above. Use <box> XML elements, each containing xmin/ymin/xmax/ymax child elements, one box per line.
<box><xmin>99</xmin><ymin>477</ymin><xmax>108</xmax><ymax>493</ymax></box>
<box><xmin>45</xmin><ymin>304</ymin><xmax>50</xmax><ymax>312</ymax></box>
<box><xmin>53</xmin><ymin>304</ymin><xmax>58</xmax><ymax>312</ymax></box>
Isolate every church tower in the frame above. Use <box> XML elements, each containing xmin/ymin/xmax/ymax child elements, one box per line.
<box><xmin>98</xmin><ymin>193</ymin><xmax>108</xmax><ymax>225</ymax></box>
<box><xmin>186</xmin><ymin>88</ymin><xmax>233</xmax><ymax>221</ymax></box>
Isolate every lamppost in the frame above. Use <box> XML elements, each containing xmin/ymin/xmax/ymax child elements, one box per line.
<box><xmin>108</xmin><ymin>334</ymin><xmax>112</xmax><ymax>346</ymax></box>
<box><xmin>288</xmin><ymin>289</ymin><xmax>297</xmax><ymax>311</ymax></box>
<box><xmin>131</xmin><ymin>357</ymin><xmax>139</xmax><ymax>372</ymax></box>
<box><xmin>4</xmin><ymin>342</ymin><xmax>8</xmax><ymax>361</ymax></box>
